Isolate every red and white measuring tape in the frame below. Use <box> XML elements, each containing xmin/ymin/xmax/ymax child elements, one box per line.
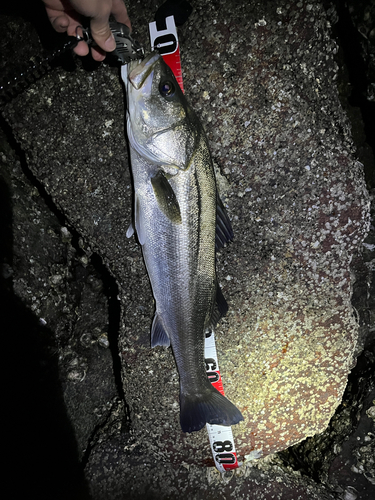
<box><xmin>149</xmin><ymin>16</ymin><xmax>184</xmax><ymax>92</ymax></box>
<box><xmin>149</xmin><ymin>16</ymin><xmax>239</xmax><ymax>473</ymax></box>
<box><xmin>205</xmin><ymin>330</ymin><xmax>240</xmax><ymax>472</ymax></box>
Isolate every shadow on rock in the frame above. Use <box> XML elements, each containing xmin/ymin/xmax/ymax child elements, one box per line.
<box><xmin>1</xmin><ymin>175</ymin><xmax>91</xmax><ymax>500</ymax></box>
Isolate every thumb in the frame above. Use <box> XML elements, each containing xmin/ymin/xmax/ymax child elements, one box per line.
<box><xmin>90</xmin><ymin>17</ymin><xmax>116</xmax><ymax>52</ymax></box>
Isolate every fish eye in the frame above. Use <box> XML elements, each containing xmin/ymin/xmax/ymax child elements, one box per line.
<box><xmin>159</xmin><ymin>80</ymin><xmax>175</xmax><ymax>98</ymax></box>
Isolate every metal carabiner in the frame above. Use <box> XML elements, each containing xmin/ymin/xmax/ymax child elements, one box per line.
<box><xmin>77</xmin><ymin>22</ymin><xmax>145</xmax><ymax>64</ymax></box>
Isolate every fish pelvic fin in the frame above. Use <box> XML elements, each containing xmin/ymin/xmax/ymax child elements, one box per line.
<box><xmin>151</xmin><ymin>313</ymin><xmax>170</xmax><ymax>348</ymax></box>
<box><xmin>180</xmin><ymin>384</ymin><xmax>244</xmax><ymax>433</ymax></box>
<box><xmin>135</xmin><ymin>193</ymin><xmax>146</xmax><ymax>245</ymax></box>
<box><xmin>126</xmin><ymin>222</ymin><xmax>134</xmax><ymax>238</ymax></box>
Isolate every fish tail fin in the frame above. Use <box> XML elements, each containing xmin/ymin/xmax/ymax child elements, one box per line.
<box><xmin>179</xmin><ymin>384</ymin><xmax>243</xmax><ymax>433</ymax></box>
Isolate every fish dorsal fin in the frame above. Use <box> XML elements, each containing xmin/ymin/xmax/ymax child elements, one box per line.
<box><xmin>216</xmin><ymin>194</ymin><xmax>233</xmax><ymax>251</ymax></box>
<box><xmin>151</xmin><ymin>171</ymin><xmax>182</xmax><ymax>224</ymax></box>
<box><xmin>135</xmin><ymin>193</ymin><xmax>146</xmax><ymax>245</ymax></box>
<box><xmin>151</xmin><ymin>313</ymin><xmax>170</xmax><ymax>348</ymax></box>
<box><xmin>208</xmin><ymin>282</ymin><xmax>229</xmax><ymax>331</ymax></box>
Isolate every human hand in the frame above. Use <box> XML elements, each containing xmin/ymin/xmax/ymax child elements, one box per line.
<box><xmin>42</xmin><ymin>0</ymin><xmax>131</xmax><ymax>61</ymax></box>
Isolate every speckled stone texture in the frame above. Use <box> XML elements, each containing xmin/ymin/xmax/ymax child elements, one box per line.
<box><xmin>1</xmin><ymin>0</ymin><xmax>370</xmax><ymax>478</ymax></box>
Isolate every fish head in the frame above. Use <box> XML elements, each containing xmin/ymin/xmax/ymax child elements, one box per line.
<box><xmin>122</xmin><ymin>53</ymin><xmax>200</xmax><ymax>171</ymax></box>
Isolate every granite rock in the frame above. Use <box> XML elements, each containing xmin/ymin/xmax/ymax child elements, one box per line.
<box><xmin>0</xmin><ymin>0</ymin><xmax>372</xmax><ymax>496</ymax></box>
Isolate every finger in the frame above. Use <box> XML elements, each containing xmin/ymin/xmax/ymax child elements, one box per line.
<box><xmin>66</xmin><ymin>20</ymin><xmax>90</xmax><ymax>57</ymax></box>
<box><xmin>90</xmin><ymin>16</ymin><xmax>116</xmax><ymax>53</ymax></box>
<box><xmin>73</xmin><ymin>40</ymin><xmax>90</xmax><ymax>57</ymax></box>
<box><xmin>45</xmin><ymin>10</ymin><xmax>70</xmax><ymax>33</ymax></box>
<box><xmin>46</xmin><ymin>9</ymin><xmax>89</xmax><ymax>56</ymax></box>
<box><xmin>111</xmin><ymin>0</ymin><xmax>132</xmax><ymax>31</ymax></box>
<box><xmin>76</xmin><ymin>0</ymin><xmax>115</xmax><ymax>53</ymax></box>
<box><xmin>91</xmin><ymin>46</ymin><xmax>106</xmax><ymax>62</ymax></box>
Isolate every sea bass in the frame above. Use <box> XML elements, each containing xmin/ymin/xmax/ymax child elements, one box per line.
<box><xmin>122</xmin><ymin>53</ymin><xmax>243</xmax><ymax>433</ymax></box>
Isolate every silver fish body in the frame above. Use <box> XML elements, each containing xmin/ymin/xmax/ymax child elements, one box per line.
<box><xmin>122</xmin><ymin>53</ymin><xmax>243</xmax><ymax>432</ymax></box>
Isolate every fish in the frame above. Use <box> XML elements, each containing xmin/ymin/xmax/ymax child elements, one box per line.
<box><xmin>122</xmin><ymin>53</ymin><xmax>243</xmax><ymax>433</ymax></box>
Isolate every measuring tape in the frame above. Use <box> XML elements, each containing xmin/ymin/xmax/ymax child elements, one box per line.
<box><xmin>205</xmin><ymin>330</ymin><xmax>239</xmax><ymax>472</ymax></box>
<box><xmin>149</xmin><ymin>16</ymin><xmax>239</xmax><ymax>473</ymax></box>
<box><xmin>149</xmin><ymin>15</ymin><xmax>184</xmax><ymax>92</ymax></box>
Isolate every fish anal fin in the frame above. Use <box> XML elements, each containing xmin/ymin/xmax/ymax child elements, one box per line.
<box><xmin>208</xmin><ymin>282</ymin><xmax>229</xmax><ymax>331</ymax></box>
<box><xmin>151</xmin><ymin>313</ymin><xmax>170</xmax><ymax>348</ymax></box>
<box><xmin>151</xmin><ymin>171</ymin><xmax>182</xmax><ymax>224</ymax></box>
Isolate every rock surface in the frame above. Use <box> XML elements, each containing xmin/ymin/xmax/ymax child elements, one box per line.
<box><xmin>1</xmin><ymin>0</ymin><xmax>374</xmax><ymax>499</ymax></box>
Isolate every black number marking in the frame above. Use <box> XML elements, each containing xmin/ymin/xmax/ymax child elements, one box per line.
<box><xmin>215</xmin><ymin>453</ymin><xmax>236</xmax><ymax>465</ymax></box>
<box><xmin>205</xmin><ymin>358</ymin><xmax>217</xmax><ymax>371</ymax></box>
<box><xmin>154</xmin><ymin>34</ymin><xmax>177</xmax><ymax>55</ymax></box>
<box><xmin>207</xmin><ymin>371</ymin><xmax>219</xmax><ymax>383</ymax></box>
<box><xmin>213</xmin><ymin>440</ymin><xmax>233</xmax><ymax>453</ymax></box>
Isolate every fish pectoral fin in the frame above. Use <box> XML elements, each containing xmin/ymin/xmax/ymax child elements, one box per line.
<box><xmin>151</xmin><ymin>171</ymin><xmax>182</xmax><ymax>224</ymax></box>
<box><xmin>216</xmin><ymin>194</ymin><xmax>234</xmax><ymax>250</ymax></box>
<box><xmin>208</xmin><ymin>282</ymin><xmax>229</xmax><ymax>331</ymax></box>
<box><xmin>135</xmin><ymin>193</ymin><xmax>146</xmax><ymax>245</ymax></box>
<box><xmin>151</xmin><ymin>313</ymin><xmax>170</xmax><ymax>348</ymax></box>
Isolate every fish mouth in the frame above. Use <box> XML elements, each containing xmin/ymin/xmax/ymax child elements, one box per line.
<box><xmin>128</xmin><ymin>53</ymin><xmax>160</xmax><ymax>90</ymax></box>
